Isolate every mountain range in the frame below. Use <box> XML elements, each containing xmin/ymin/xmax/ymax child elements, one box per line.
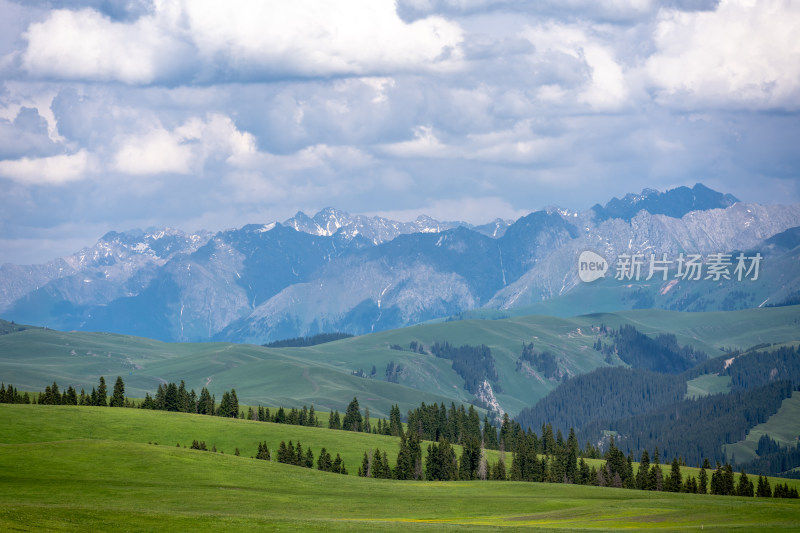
<box><xmin>2</xmin><ymin>183</ymin><xmax>800</xmax><ymax>344</ymax></box>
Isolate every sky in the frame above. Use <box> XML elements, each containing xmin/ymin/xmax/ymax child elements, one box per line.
<box><xmin>0</xmin><ymin>0</ymin><xmax>799</xmax><ymax>265</ymax></box>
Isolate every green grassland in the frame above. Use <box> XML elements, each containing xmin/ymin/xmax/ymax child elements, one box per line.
<box><xmin>1</xmin><ymin>404</ymin><xmax>799</xmax><ymax>532</ymax></box>
<box><xmin>2</xmin><ymin>306</ymin><xmax>799</xmax><ymax>418</ymax></box>
<box><xmin>685</xmin><ymin>373</ymin><xmax>732</xmax><ymax>399</ymax></box>
<box><xmin>0</xmin><ymin>404</ymin><xmax>411</xmax><ymax>474</ymax></box>
<box><xmin>724</xmin><ymin>392</ymin><xmax>800</xmax><ymax>464</ymax></box>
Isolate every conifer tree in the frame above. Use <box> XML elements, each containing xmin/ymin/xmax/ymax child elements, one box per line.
<box><xmin>176</xmin><ymin>380</ymin><xmax>189</xmax><ymax>412</ymax></box>
<box><xmin>49</xmin><ymin>381</ymin><xmax>61</xmax><ymax>405</ymax></box>
<box><xmin>736</xmin><ymin>470</ymin><xmax>754</xmax><ymax>497</ymax></box>
<box><xmin>723</xmin><ymin>463</ymin><xmax>735</xmax><ymax>495</ymax></box>
<box><xmin>395</xmin><ymin>434</ymin><xmax>414</xmax><ymax>480</ymax></box>
<box><xmin>277</xmin><ymin>441</ymin><xmax>288</xmax><ymax>463</ymax></box>
<box><xmin>425</xmin><ymin>438</ymin><xmax>457</xmax><ymax>481</ymax></box>
<box><xmin>388</xmin><ymin>404</ymin><xmax>403</xmax><ymax>437</ymax></box>
<box><xmin>331</xmin><ymin>453</ymin><xmax>345</xmax><ymax>474</ymax></box>
<box><xmin>360</xmin><ymin>451</ymin><xmax>371</xmax><ymax>477</ymax></box>
<box><xmin>684</xmin><ymin>475</ymin><xmax>698</xmax><ymax>493</ymax></box>
<box><xmin>342</xmin><ymin>397</ymin><xmax>363</xmax><ymax>432</ymax></box>
<box><xmin>164</xmin><ymin>382</ymin><xmax>178</xmax><ymax>412</ymax></box>
<box><xmin>492</xmin><ymin>455</ymin><xmax>507</xmax><ymax>481</ymax></box>
<box><xmin>197</xmin><ymin>388</ymin><xmax>212</xmax><ymax>415</ymax></box>
<box><xmin>256</xmin><ymin>442</ymin><xmax>271</xmax><ymax>460</ymax></box>
<box><xmin>96</xmin><ymin>376</ymin><xmax>107</xmax><ymax>406</ymax></box>
<box><xmin>458</xmin><ymin>436</ymin><xmax>482</xmax><ymax>481</ymax></box>
<box><xmin>666</xmin><ymin>457</ymin><xmax>682</xmax><ymax>492</ymax></box>
<box><xmin>698</xmin><ymin>458</ymin><xmax>710</xmax><ymax>494</ymax></box>
<box><xmin>328</xmin><ymin>410</ymin><xmax>341</xmax><ymax>430</ymax></box>
<box><xmin>483</xmin><ymin>416</ymin><xmax>499</xmax><ymax>450</ymax></box>
<box><xmin>578</xmin><ymin>457</ymin><xmax>591</xmax><ymax>485</ymax></box>
<box><xmin>649</xmin><ymin>447</ymin><xmax>663</xmax><ymax>491</ymax></box>
<box><xmin>499</xmin><ymin>413</ymin><xmax>514</xmax><ymax>451</ymax></box>
<box><xmin>228</xmin><ymin>388</ymin><xmax>239</xmax><ymax>417</ymax></box>
<box><xmin>317</xmin><ymin>447</ymin><xmax>332</xmax><ymax>472</ymax></box>
<box><xmin>305</xmin><ymin>447</ymin><xmax>314</xmax><ymax>468</ymax></box>
<box><xmin>64</xmin><ymin>386</ymin><xmax>78</xmax><ymax>405</ymax></box>
<box><xmin>756</xmin><ymin>475</ymin><xmax>772</xmax><ymax>497</ymax></box>
<box><xmin>110</xmin><ymin>376</ymin><xmax>125</xmax><ymax>407</ymax></box>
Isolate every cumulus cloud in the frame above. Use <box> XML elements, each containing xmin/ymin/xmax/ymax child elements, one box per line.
<box><xmin>520</xmin><ymin>22</ymin><xmax>631</xmax><ymax>111</ymax></box>
<box><xmin>646</xmin><ymin>0</ymin><xmax>800</xmax><ymax>109</ymax></box>
<box><xmin>20</xmin><ymin>0</ymin><xmax>465</xmax><ymax>84</ymax></box>
<box><xmin>379</xmin><ymin>121</ymin><xmax>567</xmax><ymax>165</ymax></box>
<box><xmin>113</xmin><ymin>114</ymin><xmax>257</xmax><ymax>175</ymax></box>
<box><xmin>1</xmin><ymin>0</ymin><xmax>798</xmax><ymax>266</ymax></box>
<box><xmin>395</xmin><ymin>0</ymin><xmax>718</xmax><ymax>23</ymax></box>
<box><xmin>379</xmin><ymin>125</ymin><xmax>452</xmax><ymax>158</ymax></box>
<box><xmin>22</xmin><ymin>8</ymin><xmax>192</xmax><ymax>84</ymax></box>
<box><xmin>0</xmin><ymin>149</ymin><xmax>93</xmax><ymax>184</ymax></box>
<box><xmin>0</xmin><ymin>106</ymin><xmax>59</xmax><ymax>159</ymax></box>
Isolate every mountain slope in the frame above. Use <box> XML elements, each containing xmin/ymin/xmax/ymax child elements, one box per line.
<box><xmin>3</xmin><ymin>306</ymin><xmax>799</xmax><ymax>420</ymax></box>
<box><xmin>2</xmin><ymin>185</ymin><xmax>799</xmax><ymax>343</ymax></box>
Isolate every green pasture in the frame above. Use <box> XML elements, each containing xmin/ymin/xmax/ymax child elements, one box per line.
<box><xmin>3</xmin><ymin>306</ymin><xmax>799</xmax><ymax>419</ymax></box>
<box><xmin>1</xmin><ymin>405</ymin><xmax>799</xmax><ymax>532</ymax></box>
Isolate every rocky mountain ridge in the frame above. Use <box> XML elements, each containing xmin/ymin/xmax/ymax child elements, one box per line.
<box><xmin>2</xmin><ymin>184</ymin><xmax>799</xmax><ymax>343</ymax></box>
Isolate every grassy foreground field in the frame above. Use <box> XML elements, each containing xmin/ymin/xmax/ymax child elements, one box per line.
<box><xmin>2</xmin><ymin>405</ymin><xmax>800</xmax><ymax>531</ymax></box>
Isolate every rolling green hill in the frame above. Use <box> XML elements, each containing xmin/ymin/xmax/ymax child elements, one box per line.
<box><xmin>2</xmin><ymin>306</ymin><xmax>799</xmax><ymax>419</ymax></box>
<box><xmin>2</xmin><ymin>404</ymin><xmax>799</xmax><ymax>531</ymax></box>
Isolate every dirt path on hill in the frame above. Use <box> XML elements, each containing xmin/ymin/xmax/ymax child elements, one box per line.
<box><xmin>303</xmin><ymin>366</ymin><xmax>319</xmax><ymax>393</ymax></box>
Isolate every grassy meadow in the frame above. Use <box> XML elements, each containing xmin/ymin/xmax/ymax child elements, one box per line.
<box><xmin>2</xmin><ymin>305</ymin><xmax>800</xmax><ymax>418</ymax></box>
<box><xmin>2</xmin><ymin>404</ymin><xmax>800</xmax><ymax>532</ymax></box>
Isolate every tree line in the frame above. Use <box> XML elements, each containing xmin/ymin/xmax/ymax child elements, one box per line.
<box><xmin>594</xmin><ymin>324</ymin><xmax>708</xmax><ymax>374</ymax></box>
<box><xmin>430</xmin><ymin>341</ymin><xmax>499</xmax><ymax>395</ymax></box>
<box><xmin>1</xmin><ymin>376</ymin><xmax>127</xmax><ymax>407</ymax></box>
<box><xmin>353</xmin><ymin>413</ymin><xmax>798</xmax><ymax>499</ymax></box>
<box><xmin>587</xmin><ymin>380</ymin><xmax>794</xmax><ymax>465</ymax></box>
<box><xmin>516</xmin><ymin>339</ymin><xmax>800</xmax><ymax>467</ymax></box>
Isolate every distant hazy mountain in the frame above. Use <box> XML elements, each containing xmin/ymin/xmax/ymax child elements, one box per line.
<box><xmin>592</xmin><ymin>183</ymin><xmax>739</xmax><ymax>222</ymax></box>
<box><xmin>2</xmin><ymin>184</ymin><xmax>798</xmax><ymax>343</ymax></box>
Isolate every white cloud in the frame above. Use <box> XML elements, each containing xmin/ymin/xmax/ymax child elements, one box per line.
<box><xmin>578</xmin><ymin>44</ymin><xmax>629</xmax><ymax>110</ymax></box>
<box><xmin>378</xmin><ymin>125</ymin><xmax>452</xmax><ymax>158</ymax></box>
<box><xmin>20</xmin><ymin>0</ymin><xmax>465</xmax><ymax>84</ymax></box>
<box><xmin>22</xmin><ymin>8</ymin><xmax>190</xmax><ymax>84</ymax></box>
<box><xmin>113</xmin><ymin>127</ymin><xmax>195</xmax><ymax>175</ymax></box>
<box><xmin>113</xmin><ymin>114</ymin><xmax>257</xmax><ymax>175</ymax></box>
<box><xmin>232</xmin><ymin>143</ymin><xmax>373</xmax><ymax>177</ymax></box>
<box><xmin>646</xmin><ymin>0</ymin><xmax>800</xmax><ymax>109</ymax></box>
<box><xmin>379</xmin><ymin>121</ymin><xmax>566</xmax><ymax>164</ymax></box>
<box><xmin>397</xmin><ymin>0</ymin><xmax>661</xmax><ymax>23</ymax></box>
<box><xmin>368</xmin><ymin>196</ymin><xmax>529</xmax><ymax>225</ymax></box>
<box><xmin>521</xmin><ymin>22</ymin><xmax>631</xmax><ymax>110</ymax></box>
<box><xmin>0</xmin><ymin>149</ymin><xmax>93</xmax><ymax>184</ymax></box>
